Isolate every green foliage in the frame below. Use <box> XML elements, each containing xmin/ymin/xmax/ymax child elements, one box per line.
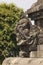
<box><xmin>0</xmin><ymin>3</ymin><xmax>23</xmax><ymax>63</ymax></box>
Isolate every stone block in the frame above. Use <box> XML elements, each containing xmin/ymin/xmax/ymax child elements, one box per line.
<box><xmin>30</xmin><ymin>51</ymin><xmax>37</xmax><ymax>58</ymax></box>
<box><xmin>37</xmin><ymin>45</ymin><xmax>43</xmax><ymax>51</ymax></box>
<box><xmin>2</xmin><ymin>57</ymin><xmax>43</xmax><ymax>65</ymax></box>
<box><xmin>37</xmin><ymin>51</ymin><xmax>43</xmax><ymax>58</ymax></box>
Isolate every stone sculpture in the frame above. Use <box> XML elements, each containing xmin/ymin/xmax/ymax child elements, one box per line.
<box><xmin>14</xmin><ymin>18</ymin><xmax>31</xmax><ymax>57</ymax></box>
<box><xmin>14</xmin><ymin>0</ymin><xmax>43</xmax><ymax>58</ymax></box>
<box><xmin>14</xmin><ymin>17</ymin><xmax>40</xmax><ymax>57</ymax></box>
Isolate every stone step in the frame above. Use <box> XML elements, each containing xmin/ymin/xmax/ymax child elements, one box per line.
<box><xmin>2</xmin><ymin>57</ymin><xmax>43</xmax><ymax>65</ymax></box>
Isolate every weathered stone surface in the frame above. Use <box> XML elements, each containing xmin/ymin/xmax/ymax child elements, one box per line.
<box><xmin>14</xmin><ymin>18</ymin><xmax>32</xmax><ymax>46</ymax></box>
<box><xmin>26</xmin><ymin>0</ymin><xmax>43</xmax><ymax>29</ymax></box>
<box><xmin>2</xmin><ymin>58</ymin><xmax>43</xmax><ymax>65</ymax></box>
<box><xmin>14</xmin><ymin>0</ymin><xmax>43</xmax><ymax>58</ymax></box>
<box><xmin>37</xmin><ymin>45</ymin><xmax>43</xmax><ymax>51</ymax></box>
<box><xmin>37</xmin><ymin>51</ymin><xmax>43</xmax><ymax>58</ymax></box>
<box><xmin>30</xmin><ymin>51</ymin><xmax>37</xmax><ymax>58</ymax></box>
<box><xmin>14</xmin><ymin>17</ymin><xmax>39</xmax><ymax>57</ymax></box>
<box><xmin>29</xmin><ymin>0</ymin><xmax>43</xmax><ymax>58</ymax></box>
<box><xmin>27</xmin><ymin>0</ymin><xmax>43</xmax><ymax>14</ymax></box>
<box><xmin>37</xmin><ymin>45</ymin><xmax>43</xmax><ymax>57</ymax></box>
<box><xmin>38</xmin><ymin>30</ymin><xmax>43</xmax><ymax>44</ymax></box>
<box><xmin>14</xmin><ymin>18</ymin><xmax>32</xmax><ymax>57</ymax></box>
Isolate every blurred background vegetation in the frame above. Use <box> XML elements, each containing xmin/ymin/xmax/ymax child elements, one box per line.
<box><xmin>0</xmin><ymin>3</ymin><xmax>23</xmax><ymax>64</ymax></box>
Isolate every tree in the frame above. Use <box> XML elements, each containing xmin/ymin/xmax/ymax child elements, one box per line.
<box><xmin>0</xmin><ymin>4</ymin><xmax>23</xmax><ymax>63</ymax></box>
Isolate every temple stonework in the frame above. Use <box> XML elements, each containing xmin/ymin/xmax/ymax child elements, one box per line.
<box><xmin>14</xmin><ymin>0</ymin><xmax>43</xmax><ymax>58</ymax></box>
<box><xmin>27</xmin><ymin>0</ymin><xmax>43</xmax><ymax>28</ymax></box>
<box><xmin>27</xmin><ymin>0</ymin><xmax>43</xmax><ymax>57</ymax></box>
